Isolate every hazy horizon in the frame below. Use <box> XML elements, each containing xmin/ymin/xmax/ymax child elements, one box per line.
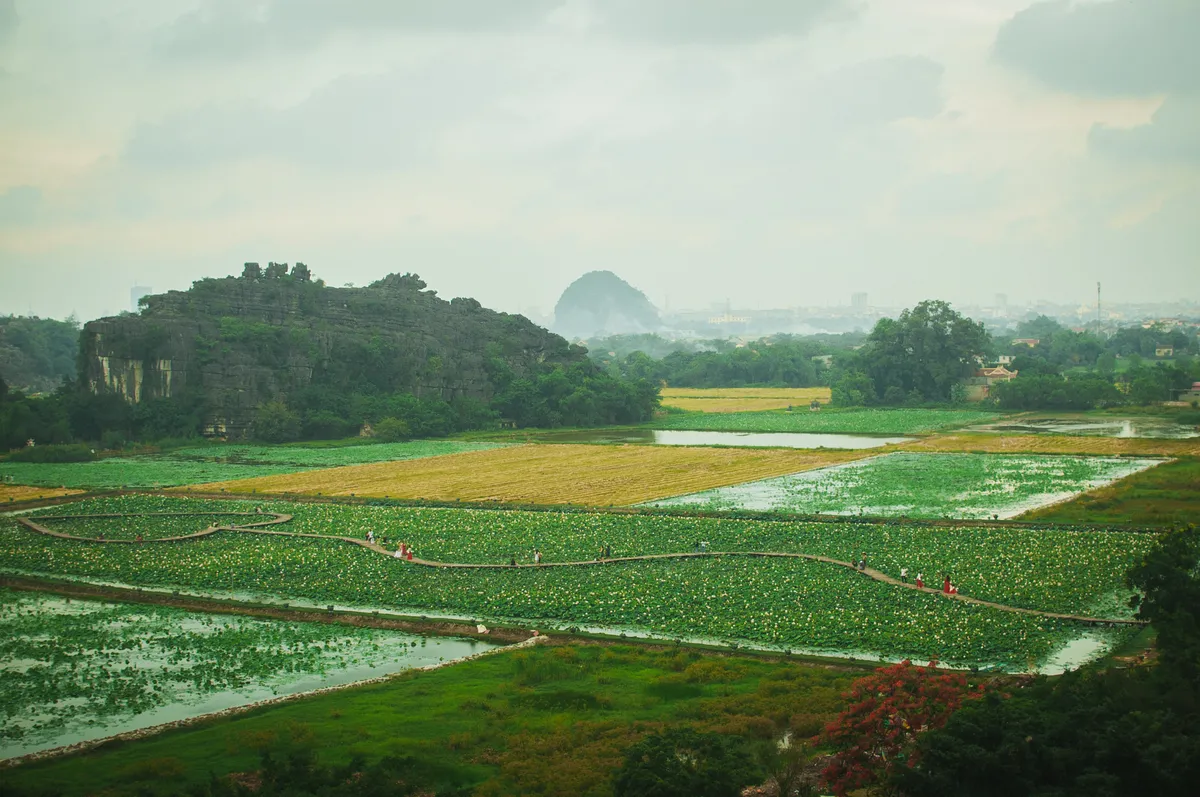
<box><xmin>1</xmin><ymin>1</ymin><xmax>1197</xmax><ymax>323</ymax></box>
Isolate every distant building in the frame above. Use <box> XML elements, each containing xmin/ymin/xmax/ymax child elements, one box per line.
<box><xmin>851</xmin><ymin>292</ymin><xmax>868</xmax><ymax>310</ymax></box>
<box><xmin>964</xmin><ymin>366</ymin><xmax>1019</xmax><ymax>401</ymax></box>
<box><xmin>1156</xmin><ymin>345</ymin><xmax>1175</xmax><ymax>358</ymax></box>
<box><xmin>997</xmin><ymin>354</ymin><xmax>1015</xmax><ymax>366</ymax></box>
<box><xmin>1011</xmin><ymin>338</ymin><xmax>1040</xmax><ymax>347</ymax></box>
<box><xmin>708</xmin><ymin>313</ymin><xmax>751</xmax><ymax>325</ymax></box>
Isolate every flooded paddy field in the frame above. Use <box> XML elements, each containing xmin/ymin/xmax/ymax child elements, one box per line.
<box><xmin>0</xmin><ymin>588</ymin><xmax>495</xmax><ymax>760</ymax></box>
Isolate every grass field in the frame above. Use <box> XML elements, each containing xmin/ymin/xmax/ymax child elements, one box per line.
<box><xmin>660</xmin><ymin>387</ymin><xmax>832</xmax><ymax>413</ymax></box>
<box><xmin>0</xmin><ymin>441</ymin><xmax>505</xmax><ymax>490</ymax></box>
<box><xmin>1025</xmin><ymin>458</ymin><xmax>1200</xmax><ymax>526</ymax></box>
<box><xmin>644</xmin><ymin>452</ymin><xmax>1162</xmax><ymax>520</ymax></box>
<box><xmin>181</xmin><ymin>444</ymin><xmax>871</xmax><ymax>505</ymax></box>
<box><xmin>1</xmin><ymin>640</ymin><xmax>859</xmax><ymax>797</ymax></box>
<box><xmin>901</xmin><ymin>433</ymin><xmax>1200</xmax><ymax>457</ymax></box>
<box><xmin>656</xmin><ymin>408</ymin><xmax>1000</xmax><ymax>435</ymax></box>
<box><xmin>0</xmin><ymin>484</ymin><xmax>83</xmax><ymax>503</ymax></box>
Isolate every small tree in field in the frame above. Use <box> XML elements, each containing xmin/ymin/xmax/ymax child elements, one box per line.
<box><xmin>818</xmin><ymin>660</ymin><xmax>987</xmax><ymax>795</ymax></box>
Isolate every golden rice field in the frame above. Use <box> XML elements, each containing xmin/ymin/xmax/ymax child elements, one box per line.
<box><xmin>0</xmin><ymin>484</ymin><xmax>83</xmax><ymax>503</ymax></box>
<box><xmin>900</xmin><ymin>433</ymin><xmax>1200</xmax><ymax>458</ymax></box>
<box><xmin>660</xmin><ymin>387</ymin><xmax>831</xmax><ymax>413</ymax></box>
<box><xmin>184</xmin><ymin>443</ymin><xmax>872</xmax><ymax>506</ymax></box>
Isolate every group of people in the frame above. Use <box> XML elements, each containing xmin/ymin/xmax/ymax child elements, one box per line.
<box><xmin>865</xmin><ymin>557</ymin><xmax>962</xmax><ymax>596</ymax></box>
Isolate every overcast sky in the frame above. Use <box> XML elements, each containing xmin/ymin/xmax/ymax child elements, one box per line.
<box><xmin>0</xmin><ymin>0</ymin><xmax>1196</xmax><ymax>322</ymax></box>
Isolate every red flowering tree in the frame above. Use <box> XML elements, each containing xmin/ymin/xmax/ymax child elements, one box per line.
<box><xmin>817</xmin><ymin>660</ymin><xmax>987</xmax><ymax>795</ymax></box>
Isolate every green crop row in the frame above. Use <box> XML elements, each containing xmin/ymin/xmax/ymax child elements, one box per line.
<box><xmin>645</xmin><ymin>452</ymin><xmax>1163</xmax><ymax>521</ymax></box>
<box><xmin>0</xmin><ymin>524</ymin><xmax>1113</xmax><ymax>670</ymax></box>
<box><xmin>653</xmin><ymin>408</ymin><xmax>1000</xmax><ymax>435</ymax></box>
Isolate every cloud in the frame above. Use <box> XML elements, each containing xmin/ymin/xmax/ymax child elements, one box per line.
<box><xmin>994</xmin><ymin>0</ymin><xmax>1200</xmax><ymax>95</ymax></box>
<box><xmin>1090</xmin><ymin>97</ymin><xmax>1200</xmax><ymax>162</ymax></box>
<box><xmin>125</xmin><ymin>60</ymin><xmax>507</xmax><ymax>170</ymax></box>
<box><xmin>159</xmin><ymin>0</ymin><xmax>563</xmax><ymax>60</ymax></box>
<box><xmin>0</xmin><ymin>0</ymin><xmax>16</xmax><ymax>39</ymax></box>
<box><xmin>589</xmin><ymin>0</ymin><xmax>850</xmax><ymax>44</ymax></box>
<box><xmin>0</xmin><ymin>185</ymin><xmax>40</xmax><ymax>225</ymax></box>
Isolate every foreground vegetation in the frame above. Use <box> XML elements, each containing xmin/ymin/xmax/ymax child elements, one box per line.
<box><xmin>1</xmin><ymin>641</ymin><xmax>860</xmax><ymax>797</ymax></box>
<box><xmin>182</xmin><ymin>444</ymin><xmax>870</xmax><ymax>506</ymax></box>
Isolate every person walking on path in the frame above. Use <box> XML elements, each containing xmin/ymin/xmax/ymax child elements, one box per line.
<box><xmin>367</xmin><ymin>530</ymin><xmax>375</xmax><ymax>544</ymax></box>
<box><xmin>406</xmin><ymin>547</ymin><xmax>414</xmax><ymax>561</ymax></box>
<box><xmin>900</xmin><ymin>566</ymin><xmax>908</xmax><ymax>584</ymax></box>
<box><xmin>915</xmin><ymin>573</ymin><xmax>924</xmax><ymax>589</ymax></box>
<box><xmin>509</xmin><ymin>555</ymin><xmax>516</xmax><ymax>567</ymax></box>
<box><xmin>858</xmin><ymin>552</ymin><xmax>867</xmax><ymax>571</ymax></box>
<box><xmin>393</xmin><ymin>547</ymin><xmax>404</xmax><ymax>559</ymax></box>
<box><xmin>943</xmin><ymin>574</ymin><xmax>952</xmax><ymax>594</ymax></box>
<box><xmin>604</xmin><ymin>543</ymin><xmax>612</xmax><ymax>559</ymax></box>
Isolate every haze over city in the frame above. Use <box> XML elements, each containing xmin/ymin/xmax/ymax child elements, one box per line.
<box><xmin>1</xmin><ymin>0</ymin><xmax>1197</xmax><ymax>323</ymax></box>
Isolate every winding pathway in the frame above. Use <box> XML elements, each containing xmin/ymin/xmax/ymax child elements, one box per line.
<box><xmin>15</xmin><ymin>513</ymin><xmax>1143</xmax><ymax>627</ymax></box>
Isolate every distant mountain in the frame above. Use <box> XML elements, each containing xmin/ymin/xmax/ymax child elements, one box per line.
<box><xmin>553</xmin><ymin>271</ymin><xmax>660</xmax><ymax>340</ymax></box>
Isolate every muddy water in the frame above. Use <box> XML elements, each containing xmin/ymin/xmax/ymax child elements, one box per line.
<box><xmin>533</xmin><ymin>429</ymin><xmax>913</xmax><ymax>449</ymax></box>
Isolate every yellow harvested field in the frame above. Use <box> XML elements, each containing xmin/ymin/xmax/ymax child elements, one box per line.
<box><xmin>660</xmin><ymin>387</ymin><xmax>831</xmax><ymax>413</ymax></box>
<box><xmin>0</xmin><ymin>485</ymin><xmax>83</xmax><ymax>503</ymax></box>
<box><xmin>186</xmin><ymin>444</ymin><xmax>873</xmax><ymax>506</ymax></box>
<box><xmin>901</xmin><ymin>433</ymin><xmax>1200</xmax><ymax>458</ymax></box>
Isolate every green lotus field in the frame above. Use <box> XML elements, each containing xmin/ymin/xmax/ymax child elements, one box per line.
<box><xmin>1</xmin><ymin>494</ymin><xmax>1156</xmax><ymax>670</ymax></box>
<box><xmin>0</xmin><ymin>587</ymin><xmax>488</xmax><ymax>759</ymax></box>
<box><xmin>644</xmin><ymin>452</ymin><xmax>1162</xmax><ymax>519</ymax></box>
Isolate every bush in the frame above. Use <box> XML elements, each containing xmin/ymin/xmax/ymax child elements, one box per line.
<box><xmin>373</xmin><ymin>417</ymin><xmax>412</xmax><ymax>442</ymax></box>
<box><xmin>7</xmin><ymin>443</ymin><xmax>96</xmax><ymax>463</ymax></box>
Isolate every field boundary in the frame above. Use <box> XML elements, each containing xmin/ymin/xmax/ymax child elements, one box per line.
<box><xmin>13</xmin><ymin>513</ymin><xmax>1144</xmax><ymax>627</ymax></box>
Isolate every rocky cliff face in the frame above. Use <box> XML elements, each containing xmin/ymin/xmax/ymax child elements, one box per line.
<box><xmin>82</xmin><ymin>266</ymin><xmax>578</xmax><ymax>437</ymax></box>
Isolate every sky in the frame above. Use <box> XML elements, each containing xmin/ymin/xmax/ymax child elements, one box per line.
<box><xmin>0</xmin><ymin>0</ymin><xmax>1197</xmax><ymax>323</ymax></box>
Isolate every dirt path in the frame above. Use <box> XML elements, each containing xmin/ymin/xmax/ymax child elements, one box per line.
<box><xmin>15</xmin><ymin>514</ymin><xmax>1142</xmax><ymax>627</ymax></box>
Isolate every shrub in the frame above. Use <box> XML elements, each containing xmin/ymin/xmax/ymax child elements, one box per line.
<box><xmin>7</xmin><ymin>443</ymin><xmax>96</xmax><ymax>463</ymax></box>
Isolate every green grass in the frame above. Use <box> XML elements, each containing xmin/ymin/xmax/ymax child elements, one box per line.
<box><xmin>1026</xmin><ymin>458</ymin><xmax>1200</xmax><ymax>526</ymax></box>
<box><xmin>0</xmin><ymin>497</ymin><xmax>1147</xmax><ymax>668</ymax></box>
<box><xmin>644</xmin><ymin>452</ymin><xmax>1162</xmax><ymax>520</ymax></box>
<box><xmin>2</xmin><ymin>642</ymin><xmax>861</xmax><ymax>797</ymax></box>
<box><xmin>653</xmin><ymin>408</ymin><xmax>1001</xmax><ymax>435</ymax></box>
<box><xmin>0</xmin><ymin>441</ymin><xmax>505</xmax><ymax>490</ymax></box>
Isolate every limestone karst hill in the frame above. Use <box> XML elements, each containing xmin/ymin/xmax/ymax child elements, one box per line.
<box><xmin>82</xmin><ymin>264</ymin><xmax>579</xmax><ymax>437</ymax></box>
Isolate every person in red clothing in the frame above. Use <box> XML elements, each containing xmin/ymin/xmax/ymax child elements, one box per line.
<box><xmin>915</xmin><ymin>573</ymin><xmax>925</xmax><ymax>589</ymax></box>
<box><xmin>943</xmin><ymin>574</ymin><xmax>952</xmax><ymax>594</ymax></box>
